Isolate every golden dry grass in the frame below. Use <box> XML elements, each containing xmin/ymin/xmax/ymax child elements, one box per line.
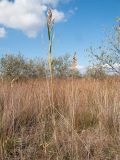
<box><xmin>0</xmin><ymin>77</ymin><xmax>120</xmax><ymax>160</ymax></box>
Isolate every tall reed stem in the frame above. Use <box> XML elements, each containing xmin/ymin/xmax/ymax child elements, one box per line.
<box><xmin>47</xmin><ymin>8</ymin><xmax>57</xmax><ymax>143</ymax></box>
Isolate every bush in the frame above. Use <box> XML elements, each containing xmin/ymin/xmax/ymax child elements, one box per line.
<box><xmin>0</xmin><ymin>54</ymin><xmax>46</xmax><ymax>80</ymax></box>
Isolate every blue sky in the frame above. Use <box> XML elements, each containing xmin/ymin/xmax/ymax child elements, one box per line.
<box><xmin>0</xmin><ymin>0</ymin><xmax>120</xmax><ymax>65</ymax></box>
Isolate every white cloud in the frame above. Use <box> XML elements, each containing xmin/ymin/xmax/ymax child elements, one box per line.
<box><xmin>0</xmin><ymin>27</ymin><xmax>6</xmax><ymax>38</ymax></box>
<box><xmin>103</xmin><ymin>63</ymin><xmax>120</xmax><ymax>69</ymax></box>
<box><xmin>77</xmin><ymin>65</ymin><xmax>87</xmax><ymax>74</ymax></box>
<box><xmin>70</xmin><ymin>65</ymin><xmax>87</xmax><ymax>74</ymax></box>
<box><xmin>68</xmin><ymin>7</ymin><xmax>78</xmax><ymax>15</ymax></box>
<box><xmin>72</xmin><ymin>63</ymin><xmax>120</xmax><ymax>75</ymax></box>
<box><xmin>52</xmin><ymin>9</ymin><xmax>64</xmax><ymax>22</ymax></box>
<box><xmin>64</xmin><ymin>6</ymin><xmax>78</xmax><ymax>22</ymax></box>
<box><xmin>42</xmin><ymin>0</ymin><xmax>59</xmax><ymax>6</ymax></box>
<box><xmin>0</xmin><ymin>0</ymin><xmax>64</xmax><ymax>37</ymax></box>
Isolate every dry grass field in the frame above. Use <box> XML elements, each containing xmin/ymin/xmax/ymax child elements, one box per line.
<box><xmin>0</xmin><ymin>77</ymin><xmax>120</xmax><ymax>160</ymax></box>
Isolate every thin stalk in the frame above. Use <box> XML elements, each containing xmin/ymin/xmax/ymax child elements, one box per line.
<box><xmin>47</xmin><ymin>8</ymin><xmax>57</xmax><ymax>143</ymax></box>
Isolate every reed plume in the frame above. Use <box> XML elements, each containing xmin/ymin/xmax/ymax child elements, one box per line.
<box><xmin>72</xmin><ymin>52</ymin><xmax>78</xmax><ymax>71</ymax></box>
<box><xmin>47</xmin><ymin>8</ymin><xmax>54</xmax><ymax>76</ymax></box>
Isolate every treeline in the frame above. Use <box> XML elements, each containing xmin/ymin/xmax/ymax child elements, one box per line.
<box><xmin>0</xmin><ymin>54</ymin><xmax>82</xmax><ymax>80</ymax></box>
<box><xmin>0</xmin><ymin>53</ymin><xmax>118</xmax><ymax>81</ymax></box>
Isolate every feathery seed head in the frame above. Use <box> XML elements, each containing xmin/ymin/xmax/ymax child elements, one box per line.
<box><xmin>47</xmin><ymin>8</ymin><xmax>53</xmax><ymax>27</ymax></box>
<box><xmin>72</xmin><ymin>52</ymin><xmax>78</xmax><ymax>71</ymax></box>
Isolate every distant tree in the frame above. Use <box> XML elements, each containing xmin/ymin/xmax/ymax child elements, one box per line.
<box><xmin>0</xmin><ymin>54</ymin><xmax>26</xmax><ymax>80</ymax></box>
<box><xmin>34</xmin><ymin>58</ymin><xmax>46</xmax><ymax>78</ymax></box>
<box><xmin>0</xmin><ymin>54</ymin><xmax>47</xmax><ymax>80</ymax></box>
<box><xmin>87</xmin><ymin>20</ymin><xmax>120</xmax><ymax>75</ymax></box>
<box><xmin>52</xmin><ymin>54</ymin><xmax>81</xmax><ymax>78</ymax></box>
<box><xmin>86</xmin><ymin>65</ymin><xmax>106</xmax><ymax>79</ymax></box>
<box><xmin>52</xmin><ymin>54</ymin><xmax>72</xmax><ymax>78</ymax></box>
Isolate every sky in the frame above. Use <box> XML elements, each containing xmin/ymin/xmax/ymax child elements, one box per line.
<box><xmin>0</xmin><ymin>0</ymin><xmax>120</xmax><ymax>66</ymax></box>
